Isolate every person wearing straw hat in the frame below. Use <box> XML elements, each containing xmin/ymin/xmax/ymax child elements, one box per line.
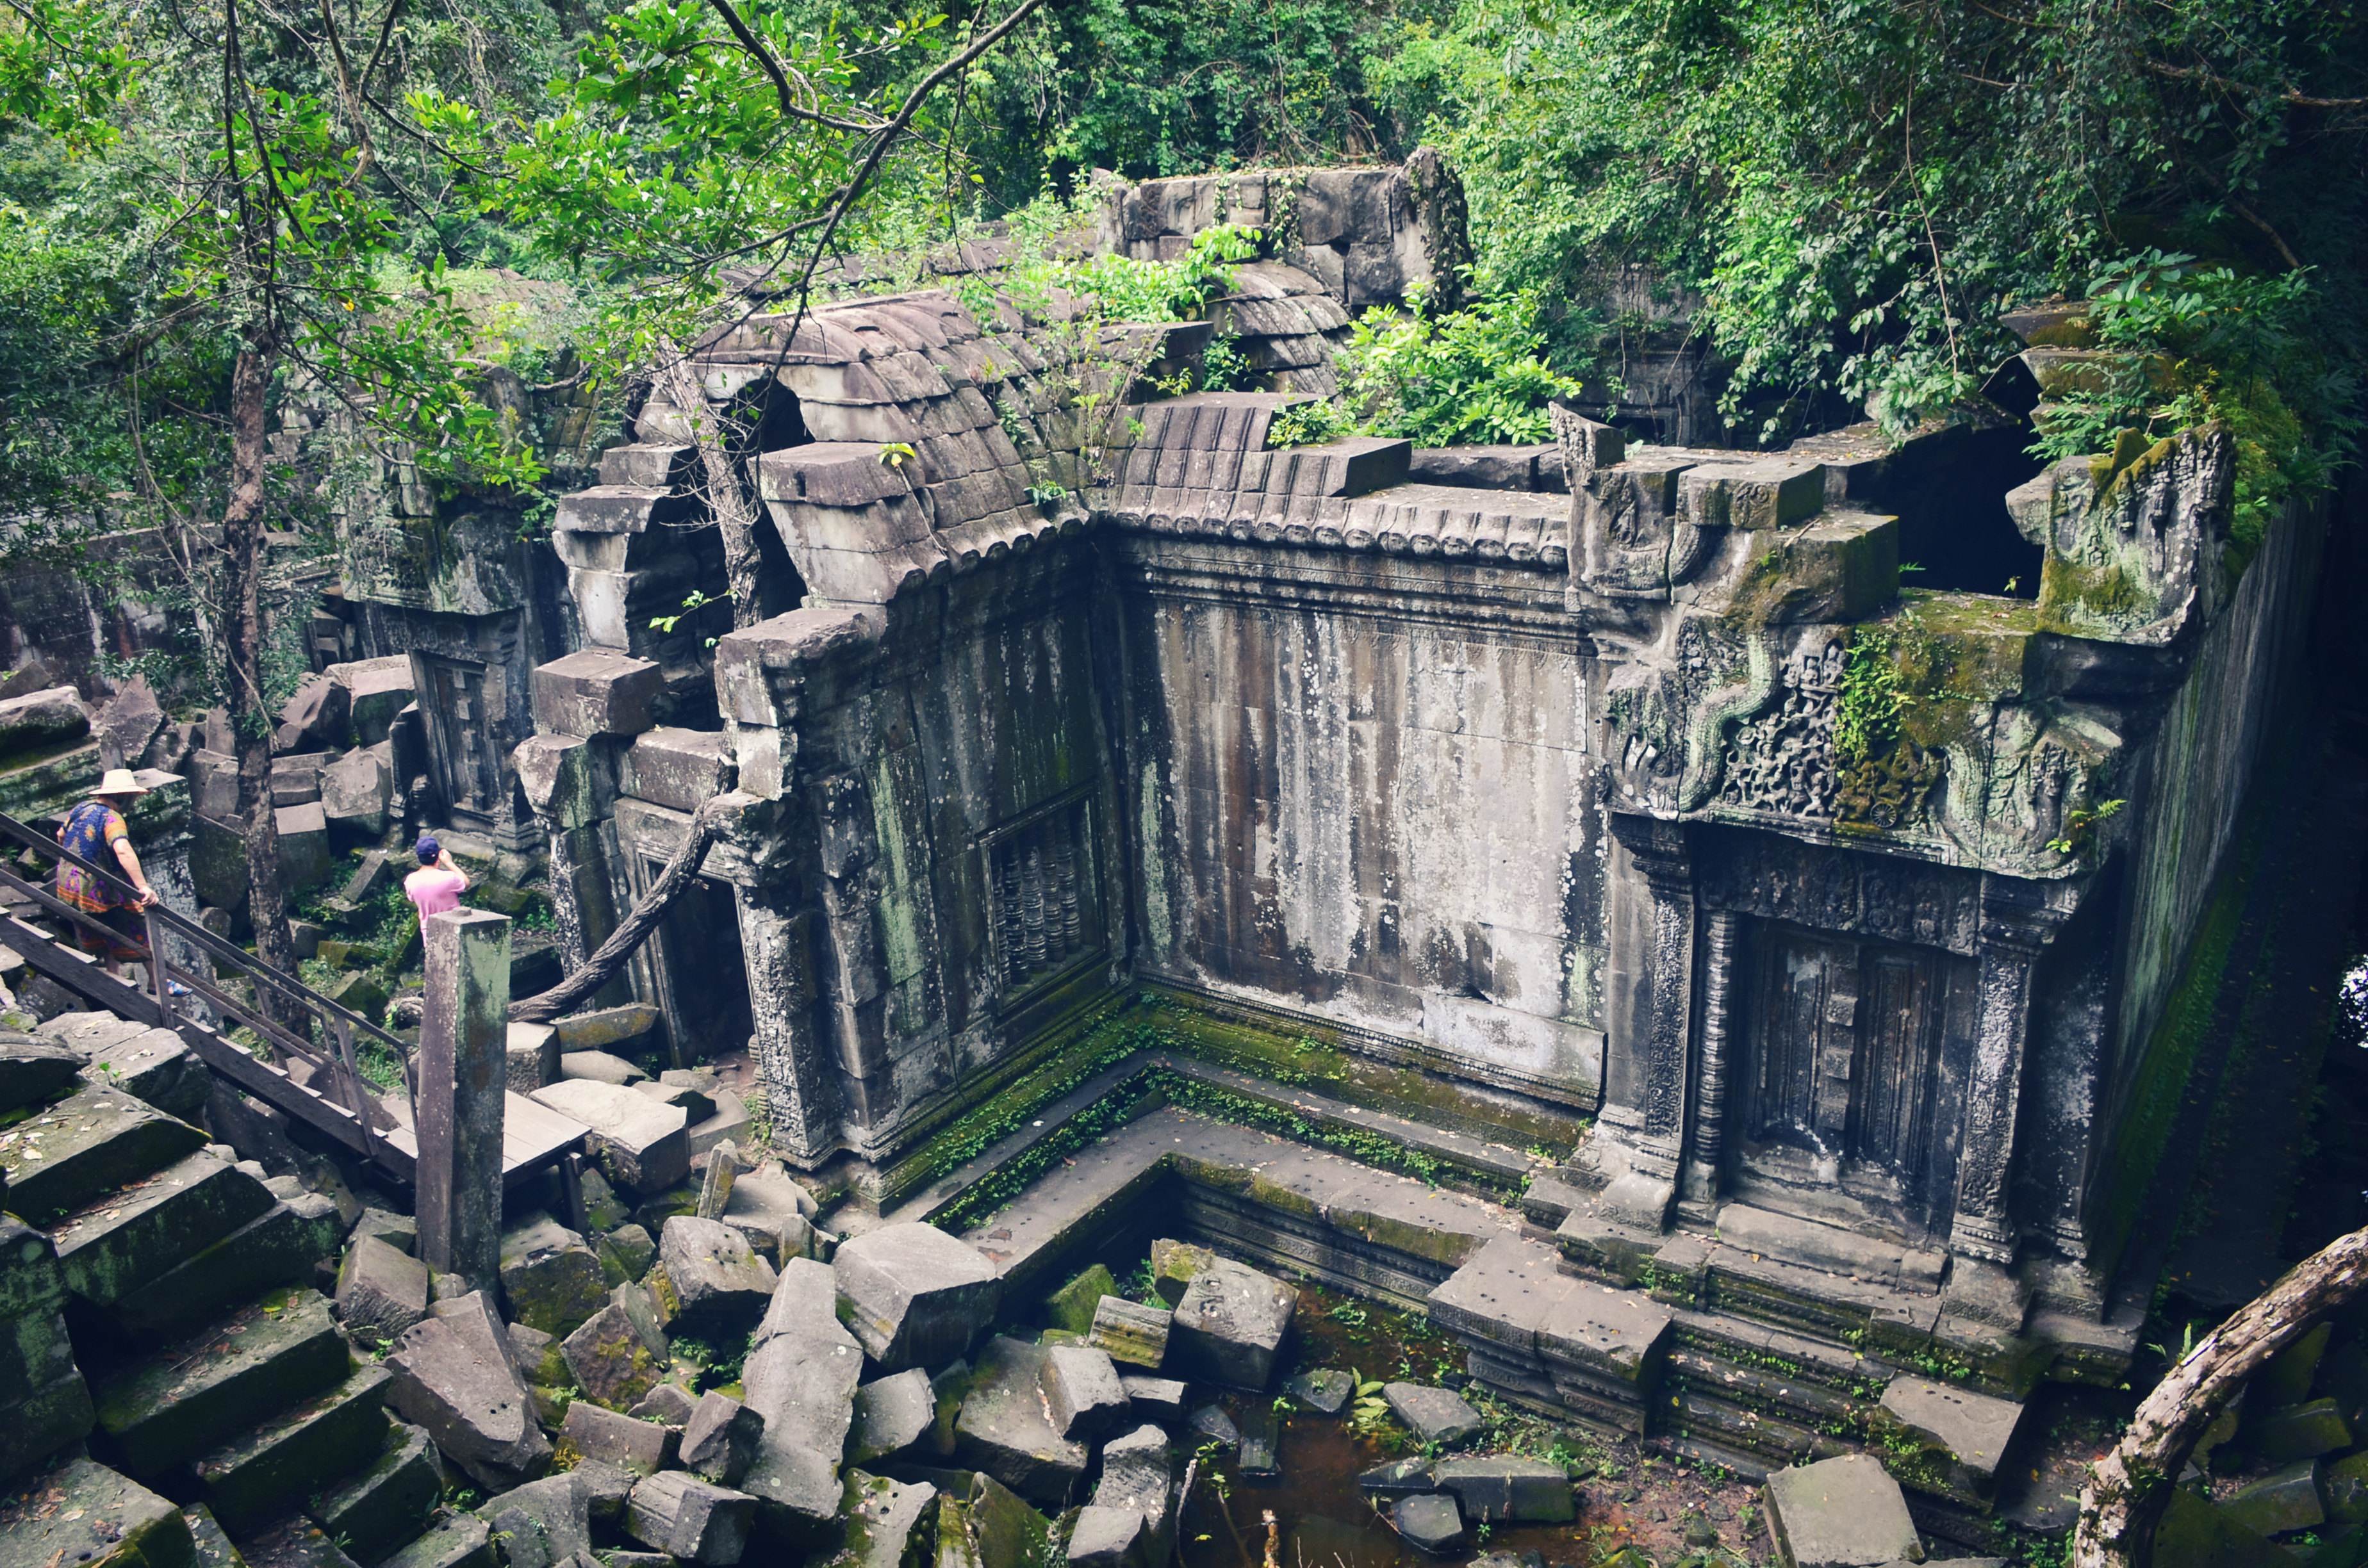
<box><xmin>56</xmin><ymin>769</ymin><xmax>161</xmax><ymax>983</ymax></box>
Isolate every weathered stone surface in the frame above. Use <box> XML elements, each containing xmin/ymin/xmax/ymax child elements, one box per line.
<box><xmin>832</xmin><ymin>1471</ymin><xmax>940</xmax><ymax>1568</ymax></box>
<box><xmin>53</xmin><ymin>1152</ymin><xmax>275</xmax><ymax>1309</ymax></box>
<box><xmin>328</xmin><ymin>657</ymin><xmax>416</xmax><ymax>746</ymax></box>
<box><xmin>0</xmin><ymin>686</ymin><xmax>91</xmax><ymax>758</ymax></box>
<box><xmin>1167</xmin><ymin>1259</ymin><xmax>1294</xmax><ymax>1389</ymax></box>
<box><xmin>629</xmin><ymin>1380</ymin><xmax>700</xmax><ymax>1426</ymax></box>
<box><xmin>384</xmin><ymin>1291</ymin><xmax>552</xmax><ymax>1490</ymax></box>
<box><xmin>954</xmin><ymin>1337</ymin><xmax>1091</xmax><ymax>1508</ymax></box>
<box><xmin>506</xmin><ymin>1024</ymin><xmax>560</xmax><ymax>1093</ymax></box>
<box><xmin>1381</xmin><ymin>1384</ymin><xmax>1483</xmax><ymax>1450</ymax></box>
<box><xmin>277</xmin><ymin>676</ymin><xmax>352</xmax><ymax>753</ymax></box>
<box><xmin>625</xmin><ymin>1471</ymin><xmax>755</xmax><ymax>1565</ymax></box>
<box><xmin>1090</xmin><ymin>1297</ymin><xmax>1170</xmax><ymax>1370</ymax></box>
<box><xmin>1764</xmin><ymin>1454</ymin><xmax>1922</xmax><ymax>1568</ymax></box>
<box><xmin>481</xmin><ymin>1472</ymin><xmax>592</xmax><ymax>1567</ymax></box>
<box><xmin>935</xmin><ymin>1471</ymin><xmax>1050</xmax><ymax>1568</ymax></box>
<box><xmin>1045</xmin><ymin>1265</ymin><xmax>1117</xmax><ymax>1335</ymax></box>
<box><xmin>1432</xmin><ymin>1457</ymin><xmax>1574</xmax><ymax>1524</ymax></box>
<box><xmin>1237</xmin><ymin>1408</ymin><xmax>1279</xmax><ymax>1479</ymax></box>
<box><xmin>275</xmin><ymin>802</ymin><xmax>334</xmax><ymax>890</ymax></box>
<box><xmin>1147</xmin><ymin>1241</ymin><xmax>1211</xmax><ymax>1306</ymax></box>
<box><xmin>851</xmin><ymin>1368</ymin><xmax>935</xmax><ymax>1464</ymax></box>
<box><xmin>0</xmin><ymin>1082</ymin><xmax>207</xmax><ymax>1223</ymax></box>
<box><xmin>1877</xmin><ymin>1375</ymin><xmax>2025</xmax><ymax>1489</ymax></box>
<box><xmin>559</xmin><ymin>1050</ymin><xmax>645</xmax><ymax>1086</ymax></box>
<box><xmin>530</xmin><ymin>1082</ymin><xmax>689</xmax><ymax>1193</ymax></box>
<box><xmin>0</xmin><ymin>1457</ymin><xmax>192</xmax><ymax>1568</ymax></box>
<box><xmin>740</xmin><ymin>1258</ymin><xmax>865</xmax><ymax>1533</ymax></box>
<box><xmin>559</xmin><ymin>1299</ymin><xmax>668</xmax><ymax>1410</ymax></box>
<box><xmin>308</xmin><ymin>1422</ymin><xmax>442</xmax><ymax>1563</ymax></box>
<box><xmin>498</xmin><ymin>1214</ymin><xmax>608</xmax><ymax>1337</ymax></box>
<box><xmin>532</xmin><ymin>651</ymin><xmax>663</xmax><ymax>739</ymax></box>
<box><xmin>379</xmin><ymin>1515</ymin><xmax>493</xmax><ymax>1568</ymax></box>
<box><xmin>1392</xmin><ymin>1493</ymin><xmax>1463</xmax><ymax>1556</ymax></box>
<box><xmin>2219</xmin><ymin>1458</ymin><xmax>2323</xmax><ymax>1537</ymax></box>
<box><xmin>1359</xmin><ymin>1458</ymin><xmax>1435</xmax><ymax>1498</ymax></box>
<box><xmin>79</xmin><ymin>1025</ymin><xmax>208</xmax><ymax>1120</ymax></box>
<box><xmin>721</xmin><ymin>1161</ymin><xmax>816</xmax><ymax>1264</ymax></box>
<box><xmin>553</xmin><ymin>1004</ymin><xmax>664</xmax><ymax>1056</ymax></box>
<box><xmin>192</xmin><ymin>1362</ymin><xmax>391</xmax><ymax>1529</ymax></box>
<box><xmin>1065</xmin><ymin>1505</ymin><xmax>1145</xmax><ymax>1568</ymax></box>
<box><xmin>94</xmin><ymin>1289</ymin><xmax>348</xmax><ymax>1477</ymax></box>
<box><xmin>1121</xmin><ymin>1376</ymin><xmax>1187</xmax><ymax>1423</ymax></box>
<box><xmin>1042</xmin><ymin>1344</ymin><xmax>1130</xmax><ymax>1441</ymax></box>
<box><xmin>0</xmin><ymin>1033</ymin><xmax>83</xmax><ymax>1115</ymax></box>
<box><xmin>322</xmin><ymin>749</ymin><xmax>392</xmax><ymax>839</ymax></box>
<box><xmin>593</xmin><ymin>1222</ymin><xmax>654</xmax><ymax>1284</ymax></box>
<box><xmin>1284</xmin><ymin>1369</ymin><xmax>1353</xmax><ymax>1416</ymax></box>
<box><xmin>834</xmin><ymin>1222</ymin><xmax>1001</xmax><ymax>1371</ymax></box>
<box><xmin>655</xmin><ymin>1216</ymin><xmax>778</xmax><ymax>1335</ymax></box>
<box><xmin>353</xmin><ymin>1208</ymin><xmax>420</xmax><ymax>1255</ymax></box>
<box><xmin>682</xmin><ymin>1392</ymin><xmax>766</xmax><ymax>1485</ymax></box>
<box><xmin>1187</xmin><ymin>1405</ymin><xmax>1239</xmax><ymax>1455</ymax></box>
<box><xmin>1094</xmin><ymin>1424</ymin><xmax>1174</xmax><ymax>1565</ymax></box>
<box><xmin>562</xmin><ymin>1401</ymin><xmax>679</xmax><ymax>1474</ymax></box>
<box><xmin>2326</xmin><ymin>1449</ymin><xmax>2368</xmax><ymax>1525</ymax></box>
<box><xmin>2251</xmin><ymin>1396</ymin><xmax>2351</xmax><ymax>1462</ymax></box>
<box><xmin>338</xmin><ymin>1234</ymin><xmax>431</xmax><ymax>1346</ymax></box>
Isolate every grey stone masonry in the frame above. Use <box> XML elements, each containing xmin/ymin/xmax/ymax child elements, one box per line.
<box><xmin>416</xmin><ymin>911</ymin><xmax>510</xmax><ymax>1294</ymax></box>
<box><xmin>1165</xmin><ymin>1257</ymin><xmax>1295</xmax><ymax>1389</ymax></box>
<box><xmin>1763</xmin><ymin>1454</ymin><xmax>1922</xmax><ymax>1568</ymax></box>
<box><xmin>833</xmin><ymin>1222</ymin><xmax>1001</xmax><ymax>1372</ymax></box>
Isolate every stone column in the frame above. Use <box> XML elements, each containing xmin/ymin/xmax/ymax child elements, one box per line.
<box><xmin>418</xmin><ymin>908</ymin><xmax>511</xmax><ymax>1292</ymax></box>
<box><xmin>1948</xmin><ymin>931</ymin><xmax>2043</xmax><ymax>1265</ymax></box>
<box><xmin>736</xmin><ymin>890</ymin><xmax>839</xmax><ymax>1166</ymax></box>
<box><xmin>1681</xmin><ymin>907</ymin><xmax>1742</xmax><ymax>1216</ymax></box>
<box><xmin>1941</xmin><ymin>883</ymin><xmax>2062</xmax><ymax>1327</ymax></box>
<box><xmin>1597</xmin><ymin>813</ymin><xmax>1695</xmax><ymax>1229</ymax></box>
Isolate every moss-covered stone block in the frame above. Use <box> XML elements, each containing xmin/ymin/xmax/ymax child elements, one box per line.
<box><xmin>1042</xmin><ymin>1265</ymin><xmax>1115</xmax><ymax>1335</ymax></box>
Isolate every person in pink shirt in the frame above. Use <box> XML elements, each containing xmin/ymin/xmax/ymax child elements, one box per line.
<box><xmin>404</xmin><ymin>835</ymin><xmax>471</xmax><ymax>921</ymax></box>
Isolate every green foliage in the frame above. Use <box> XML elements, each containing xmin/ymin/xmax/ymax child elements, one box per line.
<box><xmin>1198</xmin><ymin>335</ymin><xmax>1253</xmax><ymax>393</ymax></box>
<box><xmin>1273</xmin><ymin>286</ymin><xmax>1581</xmax><ymax>446</ymax></box>
<box><xmin>2034</xmin><ymin>252</ymin><xmax>2357</xmax><ymax>555</ymax></box>
<box><xmin>1836</xmin><ymin>628</ymin><xmax>1903</xmax><ymax>767</ymax></box>
<box><xmin>1379</xmin><ymin>0</ymin><xmax>2368</xmax><ymax>441</ymax></box>
<box><xmin>953</xmin><ymin>0</ymin><xmax>1447</xmax><ymax>200</ymax></box>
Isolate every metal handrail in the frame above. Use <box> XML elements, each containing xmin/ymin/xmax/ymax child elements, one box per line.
<box><xmin>0</xmin><ymin>806</ymin><xmax>416</xmax><ymax>1156</ymax></box>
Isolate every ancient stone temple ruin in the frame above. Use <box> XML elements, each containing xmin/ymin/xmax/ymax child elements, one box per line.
<box><xmin>521</xmin><ymin>162</ymin><xmax>2310</xmax><ymax>1371</ymax></box>
<box><xmin>0</xmin><ymin>158</ymin><xmax>2330</xmax><ymax>1568</ymax></box>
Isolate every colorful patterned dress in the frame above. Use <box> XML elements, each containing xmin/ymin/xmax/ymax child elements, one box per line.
<box><xmin>56</xmin><ymin>800</ymin><xmax>142</xmax><ymax>958</ymax></box>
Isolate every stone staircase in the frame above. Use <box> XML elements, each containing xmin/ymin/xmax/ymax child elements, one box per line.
<box><xmin>0</xmin><ymin>1018</ymin><xmax>475</xmax><ymax>1568</ymax></box>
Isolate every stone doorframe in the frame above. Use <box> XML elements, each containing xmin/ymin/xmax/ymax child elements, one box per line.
<box><xmin>1601</xmin><ymin>810</ymin><xmax>2080</xmax><ymax>1282</ymax></box>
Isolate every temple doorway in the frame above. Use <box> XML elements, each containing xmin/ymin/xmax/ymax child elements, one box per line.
<box><xmin>1731</xmin><ymin>920</ymin><xmax>1977</xmax><ymax>1240</ymax></box>
<box><xmin>645</xmin><ymin>868</ymin><xmax>755</xmax><ymax>1065</ymax></box>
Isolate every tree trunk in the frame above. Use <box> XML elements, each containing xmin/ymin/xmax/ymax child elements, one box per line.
<box><xmin>652</xmin><ymin>347</ymin><xmax>766</xmax><ymax>632</ymax></box>
<box><xmin>509</xmin><ymin>794</ymin><xmax>728</xmax><ymax>1023</ymax></box>
<box><xmin>218</xmin><ymin>331</ymin><xmax>300</xmax><ymax>1001</ymax></box>
<box><xmin>2073</xmin><ymin>1224</ymin><xmax>2368</xmax><ymax>1567</ymax></box>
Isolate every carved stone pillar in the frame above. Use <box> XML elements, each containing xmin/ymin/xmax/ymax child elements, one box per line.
<box><xmin>1948</xmin><ymin>927</ymin><xmax>2044</xmax><ymax>1264</ymax></box>
<box><xmin>1597</xmin><ymin>813</ymin><xmax>1696</xmax><ymax>1229</ymax></box>
<box><xmin>737</xmin><ymin>888</ymin><xmax>839</xmax><ymax>1166</ymax></box>
<box><xmin>1681</xmin><ymin>907</ymin><xmax>1742</xmax><ymax>1216</ymax></box>
<box><xmin>1943</xmin><ymin>881</ymin><xmax>2063</xmax><ymax>1327</ymax></box>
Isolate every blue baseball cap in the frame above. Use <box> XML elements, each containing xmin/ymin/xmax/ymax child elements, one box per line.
<box><xmin>416</xmin><ymin>835</ymin><xmax>441</xmax><ymax>865</ymax></box>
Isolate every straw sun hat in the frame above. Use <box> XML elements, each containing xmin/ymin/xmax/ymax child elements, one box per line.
<box><xmin>90</xmin><ymin>769</ymin><xmax>149</xmax><ymax>799</ymax></box>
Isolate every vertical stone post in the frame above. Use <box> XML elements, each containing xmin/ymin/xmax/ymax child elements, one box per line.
<box><xmin>1941</xmin><ymin>882</ymin><xmax>2064</xmax><ymax>1328</ymax></box>
<box><xmin>418</xmin><ymin>908</ymin><xmax>511</xmax><ymax>1292</ymax></box>
<box><xmin>1681</xmin><ymin>907</ymin><xmax>1742</xmax><ymax>1216</ymax></box>
<box><xmin>737</xmin><ymin>890</ymin><xmax>839</xmax><ymax>1163</ymax></box>
<box><xmin>1595</xmin><ymin>812</ymin><xmax>1695</xmax><ymax>1229</ymax></box>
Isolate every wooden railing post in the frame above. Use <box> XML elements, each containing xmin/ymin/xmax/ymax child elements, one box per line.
<box><xmin>417</xmin><ymin>908</ymin><xmax>511</xmax><ymax>1293</ymax></box>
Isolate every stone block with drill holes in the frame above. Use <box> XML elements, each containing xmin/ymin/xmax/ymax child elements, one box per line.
<box><xmin>1166</xmin><ymin>1257</ymin><xmax>1295</xmax><ymax>1389</ymax></box>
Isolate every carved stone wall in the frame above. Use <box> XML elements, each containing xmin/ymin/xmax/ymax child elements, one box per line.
<box><xmin>1114</xmin><ymin>536</ymin><xmax>1609</xmax><ymax>1110</ymax></box>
